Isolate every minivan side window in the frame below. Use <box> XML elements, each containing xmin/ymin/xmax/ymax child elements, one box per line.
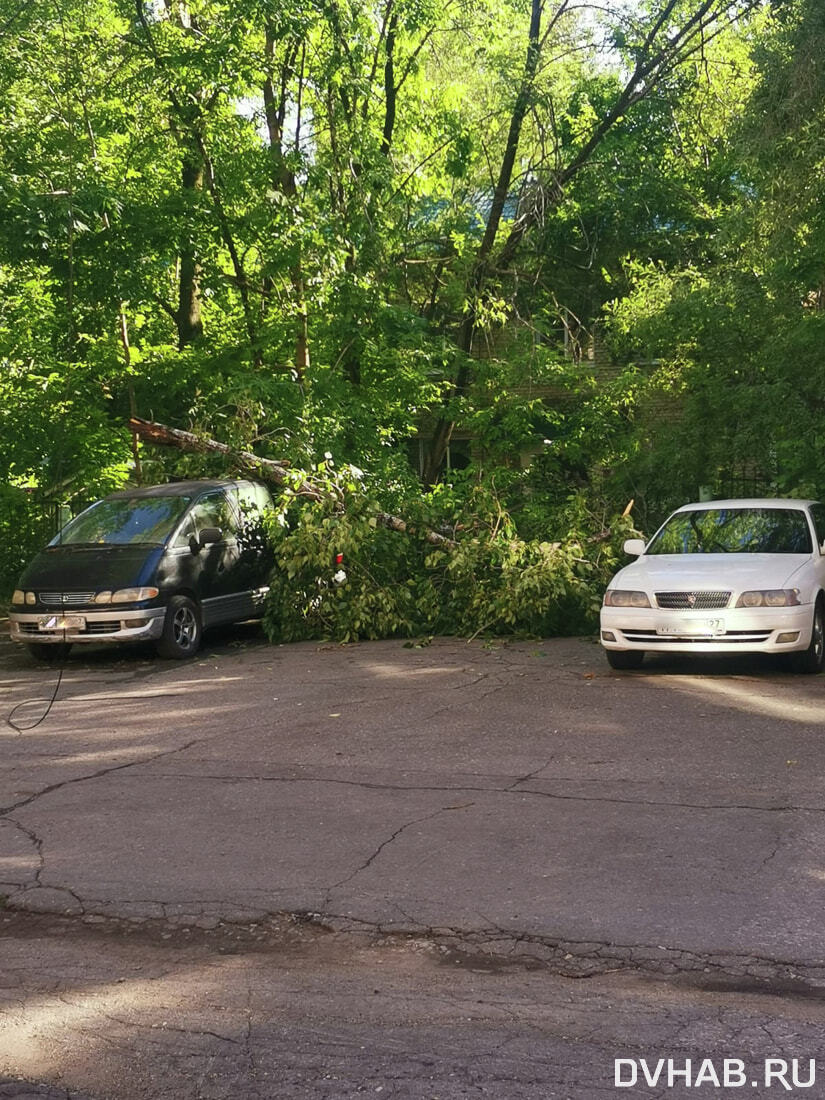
<box><xmin>173</xmin><ymin>492</ymin><xmax>239</xmax><ymax>547</ymax></box>
<box><xmin>235</xmin><ymin>483</ymin><xmax>272</xmax><ymax>555</ymax></box>
<box><xmin>237</xmin><ymin>482</ymin><xmax>273</xmax><ymax>520</ymax></box>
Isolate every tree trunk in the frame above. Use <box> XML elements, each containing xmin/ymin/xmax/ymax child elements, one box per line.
<box><xmin>264</xmin><ymin>28</ymin><xmax>310</xmax><ymax>380</ymax></box>
<box><xmin>421</xmin><ymin>0</ymin><xmax>543</xmax><ymax>485</ymax></box>
<box><xmin>380</xmin><ymin>11</ymin><xmax>398</xmax><ymax>158</ymax></box>
<box><xmin>177</xmin><ymin>144</ymin><xmax>204</xmax><ymax>348</ymax></box>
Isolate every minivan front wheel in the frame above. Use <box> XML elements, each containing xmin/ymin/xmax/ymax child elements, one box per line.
<box><xmin>156</xmin><ymin>596</ymin><xmax>202</xmax><ymax>659</ymax></box>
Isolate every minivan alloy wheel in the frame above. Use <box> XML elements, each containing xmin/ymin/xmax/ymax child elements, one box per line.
<box><xmin>156</xmin><ymin>595</ymin><xmax>202</xmax><ymax>659</ymax></box>
<box><xmin>173</xmin><ymin>604</ymin><xmax>197</xmax><ymax>648</ymax></box>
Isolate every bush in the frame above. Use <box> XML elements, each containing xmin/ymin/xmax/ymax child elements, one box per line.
<box><xmin>0</xmin><ymin>488</ymin><xmax>59</xmax><ymax>599</ymax></box>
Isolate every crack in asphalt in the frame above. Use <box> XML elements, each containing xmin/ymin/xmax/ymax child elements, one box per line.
<box><xmin>90</xmin><ymin>769</ymin><xmax>825</xmax><ymax>815</ymax></box>
<box><xmin>322</xmin><ymin>801</ymin><xmax>476</xmax><ymax>907</ymax></box>
<box><xmin>0</xmin><ymin>819</ymin><xmax>43</xmax><ymax>884</ymax></box>
<box><xmin>2</xmin><ymin>903</ymin><xmax>825</xmax><ymax>996</ymax></box>
<box><xmin>0</xmin><ymin>737</ymin><xmax>209</xmax><ymax>818</ymax></box>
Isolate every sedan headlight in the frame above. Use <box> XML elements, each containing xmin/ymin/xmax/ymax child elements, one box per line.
<box><xmin>603</xmin><ymin>589</ymin><xmax>651</xmax><ymax>608</ymax></box>
<box><xmin>735</xmin><ymin>589</ymin><xmax>800</xmax><ymax>608</ymax></box>
<box><xmin>95</xmin><ymin>587</ymin><xmax>159</xmax><ymax>605</ymax></box>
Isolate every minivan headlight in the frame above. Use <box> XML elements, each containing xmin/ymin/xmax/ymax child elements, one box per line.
<box><xmin>94</xmin><ymin>587</ymin><xmax>158</xmax><ymax>604</ymax></box>
<box><xmin>735</xmin><ymin>589</ymin><xmax>800</xmax><ymax>608</ymax></box>
<box><xmin>111</xmin><ymin>587</ymin><xmax>159</xmax><ymax>604</ymax></box>
<box><xmin>12</xmin><ymin>589</ymin><xmax>25</xmax><ymax>605</ymax></box>
<box><xmin>603</xmin><ymin>590</ymin><xmax>651</xmax><ymax>608</ymax></box>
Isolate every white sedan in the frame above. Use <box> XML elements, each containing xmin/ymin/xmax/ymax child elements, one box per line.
<box><xmin>600</xmin><ymin>499</ymin><xmax>825</xmax><ymax>672</ymax></box>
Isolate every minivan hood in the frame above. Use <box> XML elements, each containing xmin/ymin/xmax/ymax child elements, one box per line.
<box><xmin>613</xmin><ymin>553</ymin><xmax>809</xmax><ymax>592</ymax></box>
<box><xmin>18</xmin><ymin>544</ymin><xmax>165</xmax><ymax>591</ymax></box>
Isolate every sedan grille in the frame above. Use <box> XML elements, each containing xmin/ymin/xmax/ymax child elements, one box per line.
<box><xmin>655</xmin><ymin>591</ymin><xmax>731</xmax><ymax>610</ymax></box>
<box><xmin>623</xmin><ymin>629</ymin><xmax>771</xmax><ymax>644</ymax></box>
<box><xmin>39</xmin><ymin>591</ymin><xmax>96</xmax><ymax>607</ymax></box>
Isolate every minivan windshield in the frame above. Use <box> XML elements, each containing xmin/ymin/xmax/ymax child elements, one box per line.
<box><xmin>50</xmin><ymin>496</ymin><xmax>192</xmax><ymax>547</ymax></box>
<box><xmin>646</xmin><ymin>507</ymin><xmax>813</xmax><ymax>555</ymax></box>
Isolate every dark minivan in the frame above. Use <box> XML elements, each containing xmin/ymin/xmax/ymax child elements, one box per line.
<box><xmin>9</xmin><ymin>479</ymin><xmax>274</xmax><ymax>661</ymax></box>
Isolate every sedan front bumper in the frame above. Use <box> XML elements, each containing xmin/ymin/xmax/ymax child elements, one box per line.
<box><xmin>9</xmin><ymin>607</ymin><xmax>166</xmax><ymax>645</ymax></box>
<box><xmin>600</xmin><ymin>602</ymin><xmax>813</xmax><ymax>655</ymax></box>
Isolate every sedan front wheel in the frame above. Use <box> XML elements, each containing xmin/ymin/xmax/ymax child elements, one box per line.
<box><xmin>793</xmin><ymin>598</ymin><xmax>825</xmax><ymax>674</ymax></box>
<box><xmin>606</xmin><ymin>649</ymin><xmax>644</xmax><ymax>671</ymax></box>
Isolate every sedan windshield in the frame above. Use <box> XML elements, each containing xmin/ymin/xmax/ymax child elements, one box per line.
<box><xmin>50</xmin><ymin>496</ymin><xmax>192</xmax><ymax>547</ymax></box>
<box><xmin>646</xmin><ymin>508</ymin><xmax>813</xmax><ymax>555</ymax></box>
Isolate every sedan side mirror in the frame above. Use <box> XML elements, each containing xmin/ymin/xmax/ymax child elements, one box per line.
<box><xmin>623</xmin><ymin>538</ymin><xmax>646</xmax><ymax>556</ymax></box>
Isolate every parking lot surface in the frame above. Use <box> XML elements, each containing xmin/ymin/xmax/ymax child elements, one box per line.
<box><xmin>2</xmin><ymin>629</ymin><xmax>825</xmax><ymax>1098</ymax></box>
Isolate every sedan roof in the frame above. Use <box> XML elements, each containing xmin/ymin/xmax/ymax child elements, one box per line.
<box><xmin>675</xmin><ymin>498</ymin><xmax>817</xmax><ymax>511</ymax></box>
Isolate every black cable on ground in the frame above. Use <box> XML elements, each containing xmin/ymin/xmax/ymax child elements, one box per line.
<box><xmin>6</xmin><ymin>636</ymin><xmax>68</xmax><ymax>733</ymax></box>
<box><xmin>6</xmin><ymin>664</ymin><xmax>65</xmax><ymax>733</ymax></box>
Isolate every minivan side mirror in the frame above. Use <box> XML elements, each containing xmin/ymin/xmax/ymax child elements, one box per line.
<box><xmin>623</xmin><ymin>538</ymin><xmax>646</xmax><ymax>556</ymax></box>
<box><xmin>189</xmin><ymin>527</ymin><xmax>222</xmax><ymax>554</ymax></box>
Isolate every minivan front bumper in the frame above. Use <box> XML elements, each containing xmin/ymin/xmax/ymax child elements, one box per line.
<box><xmin>9</xmin><ymin>607</ymin><xmax>166</xmax><ymax>645</ymax></box>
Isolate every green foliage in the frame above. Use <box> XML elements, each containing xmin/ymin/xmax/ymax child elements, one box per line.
<box><xmin>0</xmin><ymin>0</ymin><xmax>802</xmax><ymax>637</ymax></box>
<box><xmin>263</xmin><ymin>476</ymin><xmax>639</xmax><ymax>643</ymax></box>
<box><xmin>597</xmin><ymin>0</ymin><xmax>825</xmax><ymax>520</ymax></box>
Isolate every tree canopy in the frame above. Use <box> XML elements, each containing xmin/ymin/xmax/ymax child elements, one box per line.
<box><xmin>1</xmin><ymin>0</ymin><xmax>815</xmax><ymax>638</ymax></box>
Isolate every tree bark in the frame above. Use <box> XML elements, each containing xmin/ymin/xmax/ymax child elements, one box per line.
<box><xmin>264</xmin><ymin>27</ymin><xmax>310</xmax><ymax>380</ymax></box>
<box><xmin>177</xmin><ymin>143</ymin><xmax>204</xmax><ymax>348</ymax></box>
<box><xmin>380</xmin><ymin>11</ymin><xmax>398</xmax><ymax>158</ymax></box>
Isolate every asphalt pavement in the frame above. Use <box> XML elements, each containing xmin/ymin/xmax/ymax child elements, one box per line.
<box><xmin>2</xmin><ymin>628</ymin><xmax>825</xmax><ymax>1098</ymax></box>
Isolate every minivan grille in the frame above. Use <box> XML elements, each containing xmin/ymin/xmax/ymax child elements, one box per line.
<box><xmin>39</xmin><ymin>591</ymin><xmax>96</xmax><ymax>607</ymax></box>
<box><xmin>83</xmin><ymin>620</ymin><xmax>121</xmax><ymax>634</ymax></box>
<box><xmin>655</xmin><ymin>591</ymin><xmax>731</xmax><ymax>610</ymax></box>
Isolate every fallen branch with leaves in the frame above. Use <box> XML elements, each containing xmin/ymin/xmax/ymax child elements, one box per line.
<box><xmin>129</xmin><ymin>417</ymin><xmax>457</xmax><ymax>548</ymax></box>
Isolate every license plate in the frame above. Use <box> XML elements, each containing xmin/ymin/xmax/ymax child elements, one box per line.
<box><xmin>38</xmin><ymin>614</ymin><xmax>86</xmax><ymax>631</ymax></box>
<box><xmin>657</xmin><ymin>618</ymin><xmax>725</xmax><ymax>636</ymax></box>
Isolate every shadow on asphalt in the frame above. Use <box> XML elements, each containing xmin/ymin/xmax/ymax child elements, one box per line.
<box><xmin>615</xmin><ymin>651</ymin><xmax>803</xmax><ymax>678</ymax></box>
<box><xmin>0</xmin><ymin>619</ymin><xmax>269</xmax><ymax>674</ymax></box>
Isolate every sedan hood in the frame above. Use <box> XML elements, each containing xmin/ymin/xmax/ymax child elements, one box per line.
<box><xmin>19</xmin><ymin>544</ymin><xmax>165</xmax><ymax>591</ymax></box>
<box><xmin>613</xmin><ymin>553</ymin><xmax>810</xmax><ymax>592</ymax></box>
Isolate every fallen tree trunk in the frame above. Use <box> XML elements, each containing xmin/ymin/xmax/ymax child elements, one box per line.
<box><xmin>129</xmin><ymin>417</ymin><xmax>457</xmax><ymax>548</ymax></box>
<box><xmin>130</xmin><ymin>416</ymin><xmax>320</xmax><ymax>498</ymax></box>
